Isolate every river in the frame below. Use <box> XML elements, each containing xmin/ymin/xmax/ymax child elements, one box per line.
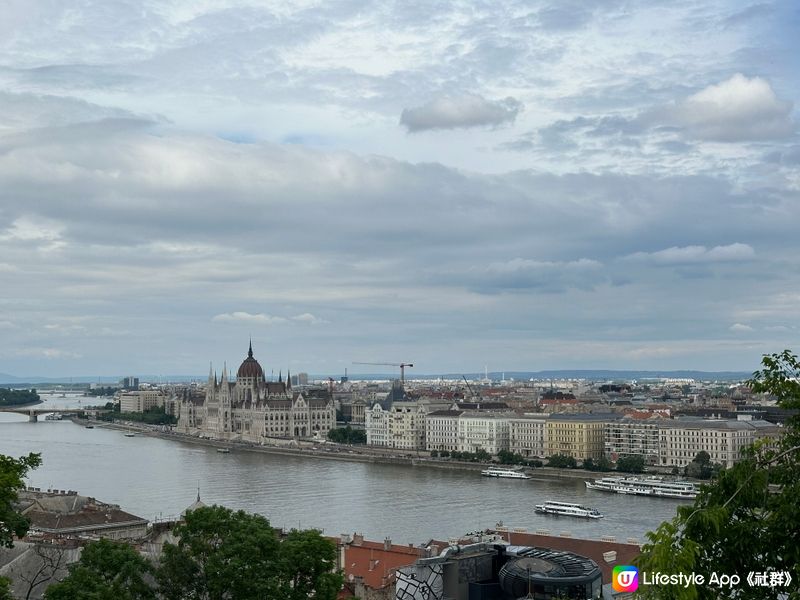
<box><xmin>0</xmin><ymin>393</ymin><xmax>686</xmax><ymax>545</ymax></box>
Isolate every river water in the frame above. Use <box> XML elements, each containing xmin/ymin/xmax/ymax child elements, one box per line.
<box><xmin>0</xmin><ymin>394</ymin><xmax>687</xmax><ymax>545</ymax></box>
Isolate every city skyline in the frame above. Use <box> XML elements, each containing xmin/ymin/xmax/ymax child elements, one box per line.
<box><xmin>1</xmin><ymin>1</ymin><xmax>799</xmax><ymax>376</ymax></box>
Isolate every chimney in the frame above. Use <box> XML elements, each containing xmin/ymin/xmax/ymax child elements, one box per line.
<box><xmin>352</xmin><ymin>533</ymin><xmax>363</xmax><ymax>546</ymax></box>
<box><xmin>383</xmin><ymin>537</ymin><xmax>391</xmax><ymax>550</ymax></box>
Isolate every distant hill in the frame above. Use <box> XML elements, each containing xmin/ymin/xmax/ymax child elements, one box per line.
<box><xmin>1</xmin><ymin>369</ymin><xmax>751</xmax><ymax>386</ymax></box>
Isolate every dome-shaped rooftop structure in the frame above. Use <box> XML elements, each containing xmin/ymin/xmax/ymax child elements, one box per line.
<box><xmin>237</xmin><ymin>341</ymin><xmax>264</xmax><ymax>381</ymax></box>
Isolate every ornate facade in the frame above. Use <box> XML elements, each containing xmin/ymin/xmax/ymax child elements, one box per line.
<box><xmin>177</xmin><ymin>342</ymin><xmax>335</xmax><ymax>442</ymax></box>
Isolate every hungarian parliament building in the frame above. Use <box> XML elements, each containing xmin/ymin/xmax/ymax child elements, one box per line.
<box><xmin>176</xmin><ymin>342</ymin><xmax>336</xmax><ymax>442</ymax></box>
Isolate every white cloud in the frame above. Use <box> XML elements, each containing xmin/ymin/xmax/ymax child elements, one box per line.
<box><xmin>400</xmin><ymin>95</ymin><xmax>522</xmax><ymax>132</ymax></box>
<box><xmin>212</xmin><ymin>312</ymin><xmax>288</xmax><ymax>325</ymax></box>
<box><xmin>290</xmin><ymin>313</ymin><xmax>326</xmax><ymax>325</ymax></box>
<box><xmin>663</xmin><ymin>74</ymin><xmax>794</xmax><ymax>141</ymax></box>
<box><xmin>626</xmin><ymin>243</ymin><xmax>755</xmax><ymax>265</ymax></box>
<box><xmin>729</xmin><ymin>323</ymin><xmax>754</xmax><ymax>333</ymax></box>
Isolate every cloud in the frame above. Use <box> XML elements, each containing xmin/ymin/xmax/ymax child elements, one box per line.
<box><xmin>290</xmin><ymin>313</ymin><xmax>326</xmax><ymax>325</ymax></box>
<box><xmin>729</xmin><ymin>323</ymin><xmax>754</xmax><ymax>333</ymax></box>
<box><xmin>400</xmin><ymin>94</ymin><xmax>522</xmax><ymax>132</ymax></box>
<box><xmin>656</xmin><ymin>74</ymin><xmax>795</xmax><ymax>141</ymax></box>
<box><xmin>212</xmin><ymin>312</ymin><xmax>288</xmax><ymax>325</ymax></box>
<box><xmin>626</xmin><ymin>243</ymin><xmax>755</xmax><ymax>265</ymax></box>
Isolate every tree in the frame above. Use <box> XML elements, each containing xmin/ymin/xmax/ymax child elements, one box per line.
<box><xmin>0</xmin><ymin>577</ymin><xmax>12</xmax><ymax>600</ymax></box>
<box><xmin>18</xmin><ymin>544</ymin><xmax>69</xmax><ymax>600</ymax></box>
<box><xmin>684</xmin><ymin>451</ymin><xmax>722</xmax><ymax>480</ymax></box>
<box><xmin>44</xmin><ymin>539</ymin><xmax>154</xmax><ymax>600</ymax></box>
<box><xmin>615</xmin><ymin>454</ymin><xmax>645</xmax><ymax>473</ymax></box>
<box><xmin>636</xmin><ymin>350</ymin><xmax>800</xmax><ymax>599</ymax></box>
<box><xmin>547</xmin><ymin>454</ymin><xmax>577</xmax><ymax>469</ymax></box>
<box><xmin>0</xmin><ymin>453</ymin><xmax>42</xmax><ymax>548</ymax></box>
<box><xmin>157</xmin><ymin>505</ymin><xmax>342</xmax><ymax>600</ymax></box>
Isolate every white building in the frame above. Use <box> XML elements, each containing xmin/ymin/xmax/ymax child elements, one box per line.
<box><xmin>425</xmin><ymin>409</ymin><xmax>463</xmax><ymax>452</ymax></box>
<box><xmin>365</xmin><ymin>399</ymin><xmax>451</xmax><ymax>450</ymax></box>
<box><xmin>457</xmin><ymin>411</ymin><xmax>513</xmax><ymax>455</ymax></box>
<box><xmin>508</xmin><ymin>413</ymin><xmax>549</xmax><ymax>458</ymax></box>
<box><xmin>119</xmin><ymin>390</ymin><xmax>165</xmax><ymax>413</ymax></box>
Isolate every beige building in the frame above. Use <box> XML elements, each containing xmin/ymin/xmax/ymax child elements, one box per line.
<box><xmin>119</xmin><ymin>389</ymin><xmax>166</xmax><ymax>413</ymax></box>
<box><xmin>508</xmin><ymin>413</ymin><xmax>549</xmax><ymax>458</ymax></box>
<box><xmin>177</xmin><ymin>343</ymin><xmax>335</xmax><ymax>442</ymax></box>
<box><xmin>546</xmin><ymin>414</ymin><xmax>615</xmax><ymax>460</ymax></box>
<box><xmin>658</xmin><ymin>418</ymin><xmax>778</xmax><ymax>468</ymax></box>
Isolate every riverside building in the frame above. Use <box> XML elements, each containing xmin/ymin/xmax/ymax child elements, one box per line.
<box><xmin>176</xmin><ymin>342</ymin><xmax>335</xmax><ymax>442</ymax></box>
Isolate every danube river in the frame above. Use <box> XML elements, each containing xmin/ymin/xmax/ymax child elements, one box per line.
<box><xmin>0</xmin><ymin>394</ymin><xmax>687</xmax><ymax>545</ymax></box>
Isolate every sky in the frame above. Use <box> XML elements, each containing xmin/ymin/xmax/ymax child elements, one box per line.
<box><xmin>1</xmin><ymin>0</ymin><xmax>799</xmax><ymax>378</ymax></box>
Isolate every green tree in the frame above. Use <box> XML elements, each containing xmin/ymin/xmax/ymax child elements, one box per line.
<box><xmin>0</xmin><ymin>576</ymin><xmax>12</xmax><ymax>600</ymax></box>
<box><xmin>615</xmin><ymin>454</ymin><xmax>645</xmax><ymax>473</ymax></box>
<box><xmin>157</xmin><ymin>505</ymin><xmax>342</xmax><ymax>600</ymax></box>
<box><xmin>636</xmin><ymin>350</ymin><xmax>800</xmax><ymax>599</ymax></box>
<box><xmin>0</xmin><ymin>453</ymin><xmax>41</xmax><ymax>548</ymax></box>
<box><xmin>547</xmin><ymin>454</ymin><xmax>577</xmax><ymax>469</ymax></box>
<box><xmin>44</xmin><ymin>539</ymin><xmax>154</xmax><ymax>600</ymax></box>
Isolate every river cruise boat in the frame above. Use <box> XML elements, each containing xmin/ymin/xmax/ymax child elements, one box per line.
<box><xmin>480</xmin><ymin>467</ymin><xmax>530</xmax><ymax>479</ymax></box>
<box><xmin>585</xmin><ymin>476</ymin><xmax>698</xmax><ymax>499</ymax></box>
<box><xmin>534</xmin><ymin>500</ymin><xmax>604</xmax><ymax>519</ymax></box>
<box><xmin>216</xmin><ymin>448</ymin><xmax>231</xmax><ymax>454</ymax></box>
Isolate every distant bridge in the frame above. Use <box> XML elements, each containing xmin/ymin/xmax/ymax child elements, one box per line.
<box><xmin>0</xmin><ymin>407</ymin><xmax>91</xmax><ymax>422</ymax></box>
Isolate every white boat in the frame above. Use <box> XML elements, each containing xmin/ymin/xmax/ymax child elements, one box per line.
<box><xmin>216</xmin><ymin>448</ymin><xmax>231</xmax><ymax>454</ymax></box>
<box><xmin>124</xmin><ymin>433</ymin><xmax>136</xmax><ymax>438</ymax></box>
<box><xmin>481</xmin><ymin>467</ymin><xmax>530</xmax><ymax>479</ymax></box>
<box><xmin>534</xmin><ymin>500</ymin><xmax>604</xmax><ymax>519</ymax></box>
<box><xmin>585</xmin><ymin>476</ymin><xmax>698</xmax><ymax>499</ymax></box>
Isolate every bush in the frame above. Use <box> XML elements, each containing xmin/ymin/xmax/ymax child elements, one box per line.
<box><xmin>547</xmin><ymin>454</ymin><xmax>577</xmax><ymax>469</ymax></box>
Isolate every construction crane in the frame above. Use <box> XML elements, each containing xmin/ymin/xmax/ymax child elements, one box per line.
<box><xmin>353</xmin><ymin>362</ymin><xmax>414</xmax><ymax>383</ymax></box>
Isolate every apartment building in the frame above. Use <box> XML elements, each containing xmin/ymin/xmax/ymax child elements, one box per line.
<box><xmin>546</xmin><ymin>414</ymin><xmax>617</xmax><ymax>460</ymax></box>
<box><xmin>508</xmin><ymin>413</ymin><xmax>549</xmax><ymax>458</ymax></box>
<box><xmin>425</xmin><ymin>409</ymin><xmax>463</xmax><ymax>452</ymax></box>
<box><xmin>604</xmin><ymin>416</ymin><xmax>662</xmax><ymax>465</ymax></box>
<box><xmin>658</xmin><ymin>418</ymin><xmax>779</xmax><ymax>468</ymax></box>
<box><xmin>119</xmin><ymin>389</ymin><xmax>166</xmax><ymax>413</ymax></box>
<box><xmin>365</xmin><ymin>399</ymin><xmax>451</xmax><ymax>450</ymax></box>
<box><xmin>457</xmin><ymin>411</ymin><xmax>513</xmax><ymax>455</ymax></box>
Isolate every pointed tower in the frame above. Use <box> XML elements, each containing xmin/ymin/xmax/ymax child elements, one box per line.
<box><xmin>287</xmin><ymin>369</ymin><xmax>292</xmax><ymax>391</ymax></box>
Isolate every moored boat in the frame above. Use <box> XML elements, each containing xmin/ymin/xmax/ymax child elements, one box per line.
<box><xmin>216</xmin><ymin>448</ymin><xmax>231</xmax><ymax>454</ymax></box>
<box><xmin>534</xmin><ymin>500</ymin><xmax>604</xmax><ymax>519</ymax></box>
<box><xmin>585</xmin><ymin>475</ymin><xmax>698</xmax><ymax>499</ymax></box>
<box><xmin>481</xmin><ymin>467</ymin><xmax>530</xmax><ymax>479</ymax></box>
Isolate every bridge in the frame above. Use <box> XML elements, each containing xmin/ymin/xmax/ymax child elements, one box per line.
<box><xmin>0</xmin><ymin>407</ymin><xmax>91</xmax><ymax>422</ymax></box>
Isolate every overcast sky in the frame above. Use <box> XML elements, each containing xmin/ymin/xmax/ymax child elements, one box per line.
<box><xmin>1</xmin><ymin>0</ymin><xmax>799</xmax><ymax>378</ymax></box>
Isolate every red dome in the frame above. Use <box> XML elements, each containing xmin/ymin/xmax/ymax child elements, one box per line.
<box><xmin>237</xmin><ymin>342</ymin><xmax>264</xmax><ymax>381</ymax></box>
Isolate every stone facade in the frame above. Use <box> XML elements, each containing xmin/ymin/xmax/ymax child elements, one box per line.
<box><xmin>177</xmin><ymin>343</ymin><xmax>335</xmax><ymax>442</ymax></box>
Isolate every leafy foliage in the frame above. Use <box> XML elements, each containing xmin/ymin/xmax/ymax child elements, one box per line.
<box><xmin>683</xmin><ymin>451</ymin><xmax>722</xmax><ymax>479</ymax></box>
<box><xmin>0</xmin><ymin>453</ymin><xmax>42</xmax><ymax>548</ymax></box>
<box><xmin>327</xmin><ymin>425</ymin><xmax>366</xmax><ymax>444</ymax></box>
<box><xmin>44</xmin><ymin>539</ymin><xmax>155</xmax><ymax>600</ymax></box>
<box><xmin>583</xmin><ymin>456</ymin><xmax>612</xmax><ymax>471</ymax></box>
<box><xmin>615</xmin><ymin>454</ymin><xmax>645</xmax><ymax>473</ymax></box>
<box><xmin>0</xmin><ymin>576</ymin><xmax>12</xmax><ymax>600</ymax></box>
<box><xmin>99</xmin><ymin>405</ymin><xmax>176</xmax><ymax>425</ymax></box>
<box><xmin>157</xmin><ymin>505</ymin><xmax>342</xmax><ymax>600</ymax></box>
<box><xmin>547</xmin><ymin>454</ymin><xmax>577</xmax><ymax>468</ymax></box>
<box><xmin>0</xmin><ymin>388</ymin><xmax>39</xmax><ymax>407</ymax></box>
<box><xmin>636</xmin><ymin>350</ymin><xmax>800</xmax><ymax>599</ymax></box>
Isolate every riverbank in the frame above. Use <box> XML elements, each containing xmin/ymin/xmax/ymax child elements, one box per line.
<box><xmin>72</xmin><ymin>418</ymin><xmax>697</xmax><ymax>484</ymax></box>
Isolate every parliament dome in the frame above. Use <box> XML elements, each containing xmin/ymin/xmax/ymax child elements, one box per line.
<box><xmin>237</xmin><ymin>342</ymin><xmax>264</xmax><ymax>380</ymax></box>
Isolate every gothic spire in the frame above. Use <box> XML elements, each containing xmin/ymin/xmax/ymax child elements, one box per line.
<box><xmin>248</xmin><ymin>338</ymin><xmax>253</xmax><ymax>358</ymax></box>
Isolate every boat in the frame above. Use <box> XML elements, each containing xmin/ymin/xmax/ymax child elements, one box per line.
<box><xmin>534</xmin><ymin>500</ymin><xmax>604</xmax><ymax>519</ymax></box>
<box><xmin>216</xmin><ymin>448</ymin><xmax>231</xmax><ymax>454</ymax></box>
<box><xmin>585</xmin><ymin>476</ymin><xmax>698</xmax><ymax>499</ymax></box>
<box><xmin>45</xmin><ymin>413</ymin><xmax>63</xmax><ymax>421</ymax></box>
<box><xmin>84</xmin><ymin>425</ymin><xmax>94</xmax><ymax>429</ymax></box>
<box><xmin>124</xmin><ymin>433</ymin><xmax>136</xmax><ymax>438</ymax></box>
<box><xmin>480</xmin><ymin>467</ymin><xmax>530</xmax><ymax>479</ymax></box>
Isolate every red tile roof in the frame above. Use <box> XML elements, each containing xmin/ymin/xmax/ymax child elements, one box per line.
<box><xmin>342</xmin><ymin>540</ymin><xmax>425</xmax><ymax>590</ymax></box>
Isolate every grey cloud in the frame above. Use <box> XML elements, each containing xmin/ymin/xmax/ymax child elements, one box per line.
<box><xmin>400</xmin><ymin>95</ymin><xmax>522</xmax><ymax>132</ymax></box>
<box><xmin>625</xmin><ymin>243</ymin><xmax>756</xmax><ymax>265</ymax></box>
